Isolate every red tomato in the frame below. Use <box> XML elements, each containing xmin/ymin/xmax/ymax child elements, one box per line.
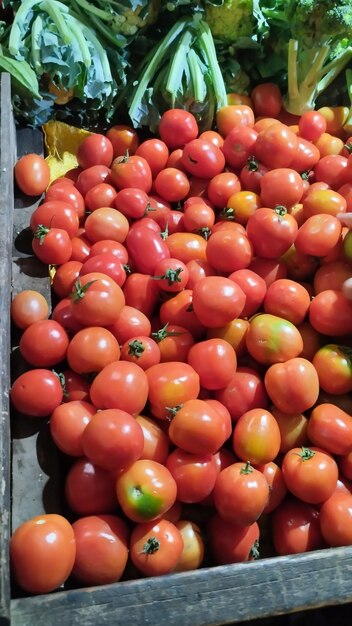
<box><xmin>282</xmin><ymin>446</ymin><xmax>338</xmax><ymax>504</ymax></box>
<box><xmin>314</xmin><ymin>154</ymin><xmax>348</xmax><ymax>189</ymax></box>
<box><xmin>153</xmin><ymin>258</ymin><xmax>189</xmax><ymax>293</ymax></box>
<box><xmin>181</xmin><ymin>139</ymin><xmax>225</xmax><ymax>179</ymax></box>
<box><xmin>70</xmin><ymin>272</ymin><xmax>125</xmax><ymax>327</ymax></box>
<box><xmin>248</xmin><ymin>257</ymin><xmax>287</xmax><ymax>287</ymax></box>
<box><xmin>199</xmin><ymin>129</ymin><xmax>224</xmax><ymax>148</ymax></box>
<box><xmin>116</xmin><ymin>459</ymin><xmax>177</xmax><ymax>522</ymax></box>
<box><xmin>222</xmin><ymin>126</ymin><xmax>258</xmax><ymax>170</ymax></box>
<box><xmin>251</xmin><ymin>82</ymin><xmax>282</xmax><ymax>117</ymax></box>
<box><xmin>263</xmin><ymin>279</ymin><xmax>311</xmax><ymax>325</ymax></box>
<box><xmin>50</xmin><ymin>400</ymin><xmax>95</xmax><ymax>457</ymax></box>
<box><xmin>65</xmin><ymin>458</ymin><xmax>117</xmax><ymax>516</ymax></box>
<box><xmin>32</xmin><ymin>226</ymin><xmax>72</xmax><ymax>265</ymax></box>
<box><xmin>136</xmin><ymin>414</ymin><xmax>170</xmax><ymax>465</ymax></box>
<box><xmin>135</xmin><ymin>139</ymin><xmax>169</xmax><ymax>177</ymax></box>
<box><xmin>80</xmin><ymin>253</ymin><xmax>127</xmax><ymax>287</ymax></box>
<box><xmin>271</xmin><ymin>499</ymin><xmax>323</xmax><ymax>555</ymax></box>
<box><xmin>307</xmin><ymin>404</ymin><xmax>352</xmax><ymax>455</ymax></box>
<box><xmin>108</xmin><ymin>305</ymin><xmax>152</xmax><ymax>344</ymax></box>
<box><xmin>67</xmin><ymin>327</ymin><xmax>120</xmax><ymax>374</ymax></box>
<box><xmin>110</xmin><ymin>154</ymin><xmax>152</xmax><ymax>193</ymax></box>
<box><xmin>10</xmin><ymin>514</ymin><xmax>75</xmax><ymax>594</ymax></box>
<box><xmin>14</xmin><ymin>153</ymin><xmax>50</xmax><ymax>196</ymax></box>
<box><xmin>45</xmin><ymin>183</ymin><xmax>85</xmax><ymax>219</ymax></box>
<box><xmin>299</xmin><ymin>111</ymin><xmax>327</xmax><ymax>142</ymax></box>
<box><xmin>60</xmin><ymin>369</ymin><xmax>90</xmax><ymax>403</ymax></box>
<box><xmin>256</xmin><ymin>462</ymin><xmax>287</xmax><ymax>514</ymax></box>
<box><xmin>19</xmin><ymin>319</ymin><xmax>69</xmax><ymax>367</ymax></box>
<box><xmin>187</xmin><ymin>338</ymin><xmax>237</xmax><ymax>390</ymax></box>
<box><xmin>240</xmin><ymin>157</ymin><xmax>269</xmax><ymax>194</ymax></box>
<box><xmin>165</xmin><ymin>232</ymin><xmax>207</xmax><ymax>265</ymax></box>
<box><xmin>168</xmin><ymin>399</ymin><xmax>228</xmax><ymax>455</ymax></box>
<box><xmin>126</xmin><ymin>224</ymin><xmax>170</xmax><ymax>275</ymax></box>
<box><xmin>84</xmin><ymin>208</ymin><xmax>129</xmax><ymax>244</ymax></box>
<box><xmin>213</xmin><ymin>462</ymin><xmax>269</xmax><ymax>526</ymax></box>
<box><xmin>52</xmin><ymin>261</ymin><xmax>83</xmax><ymax>299</ymax></box>
<box><xmin>114</xmin><ymin>187</ymin><xmax>149</xmax><ymax>219</ymax></box>
<box><xmin>233</xmin><ymin>408</ymin><xmax>281</xmax><ymax>465</ymax></box>
<box><xmin>166</xmin><ymin>448</ymin><xmax>218</xmax><ymax>503</ymax></box>
<box><xmin>120</xmin><ymin>336</ymin><xmax>161</xmax><ymax>370</ymax></box>
<box><xmin>158</xmin><ymin>109</ymin><xmax>198</xmax><ymax>149</ymax></box>
<box><xmin>206</xmin><ymin>229</ymin><xmax>253</xmax><ymax>273</ymax></box>
<box><xmin>146</xmin><ymin>361</ymin><xmax>200</xmax><ymax>420</ymax></box>
<box><xmin>312</xmin><ymin>345</ymin><xmax>352</xmax><ymax>395</ymax></box>
<box><xmin>260</xmin><ymin>168</ymin><xmax>304</xmax><ymax>209</ymax></box>
<box><xmin>206</xmin><ymin>172</ymin><xmax>241</xmax><ymax>208</ymax></box>
<box><xmin>216</xmin><ymin>105</ymin><xmax>255</xmax><ymax>137</ymax></box>
<box><xmin>75</xmin><ymin>165</ymin><xmax>111</xmax><ymax>197</ymax></box>
<box><xmin>309</xmin><ymin>289</ymin><xmax>352</xmax><ymax>336</ymax></box>
<box><xmin>208</xmin><ymin>516</ymin><xmax>260</xmax><ymax>565</ymax></box>
<box><xmin>271</xmin><ymin>407</ymin><xmax>309</xmax><ymax>454</ymax></box>
<box><xmin>82</xmin><ymin>408</ymin><xmax>144</xmax><ymax>471</ymax></box>
<box><xmin>215</xmin><ymin>367</ymin><xmax>268</xmax><ymax>422</ymax></box>
<box><xmin>281</xmin><ymin>245</ymin><xmax>319</xmax><ymax>282</ymax></box>
<box><xmin>254</xmin><ymin>123</ymin><xmax>298</xmax><ymax>169</ymax></box>
<box><xmin>154</xmin><ymin>167</ymin><xmax>190</xmax><ymax>202</ymax></box>
<box><xmin>77</xmin><ymin>134</ymin><xmax>113</xmax><ymax>168</ymax></box>
<box><xmin>289</xmin><ymin>138</ymin><xmax>320</xmax><ymax>172</ymax></box>
<box><xmin>229</xmin><ymin>269</ymin><xmax>267</xmax><ymax>317</ymax></box>
<box><xmin>84</xmin><ymin>183</ymin><xmax>117</xmax><ymax>211</ymax></box>
<box><xmin>174</xmin><ymin>520</ymin><xmax>204</xmax><ymax>572</ymax></box>
<box><xmin>186</xmin><ymin>259</ymin><xmax>216</xmax><ymax>289</ymax></box>
<box><xmin>295</xmin><ymin>214</ymin><xmax>342</xmax><ymax>257</ymax></box>
<box><xmin>89</xmin><ymin>239</ymin><xmax>128</xmax><ymax>263</ymax></box>
<box><xmin>225</xmin><ymin>190</ymin><xmax>261</xmax><ymax>226</ymax></box>
<box><xmin>105</xmin><ymin>124</ymin><xmax>139</xmax><ymax>157</ymax></box>
<box><xmin>265</xmin><ymin>357</ymin><xmax>319</xmax><ymax>414</ymax></box>
<box><xmin>246</xmin><ymin>207</ymin><xmax>298</xmax><ymax>259</ymax></box>
<box><xmin>10</xmin><ymin>369</ymin><xmax>63</xmax><ymax>417</ymax></box>
<box><xmin>246</xmin><ymin>313</ymin><xmax>303</xmax><ymax>365</ymax></box>
<box><xmin>152</xmin><ymin>323</ymin><xmax>195</xmax><ymax>363</ymax></box>
<box><xmin>72</xmin><ymin>515</ymin><xmax>128</xmax><ymax>585</ymax></box>
<box><xmin>302</xmin><ymin>188</ymin><xmax>347</xmax><ymax>218</ymax></box>
<box><xmin>130</xmin><ymin>519</ymin><xmax>183</xmax><ymax>576</ymax></box>
<box><xmin>30</xmin><ymin>200</ymin><xmax>79</xmax><ymax>238</ymax></box>
<box><xmin>123</xmin><ymin>274</ymin><xmax>159</xmax><ymax>318</ymax></box>
<box><xmin>11</xmin><ymin>289</ymin><xmax>49</xmax><ymax>329</ymax></box>
<box><xmin>183</xmin><ymin>202</ymin><xmax>215</xmax><ymax>234</ymax></box>
<box><xmin>90</xmin><ymin>361</ymin><xmax>149</xmax><ymax>416</ymax></box>
<box><xmin>51</xmin><ymin>298</ymin><xmax>83</xmax><ymax>336</ymax></box>
<box><xmin>70</xmin><ymin>233</ymin><xmax>91</xmax><ymax>263</ymax></box>
<box><xmin>192</xmin><ymin>276</ymin><xmax>246</xmax><ymax>328</ymax></box>
<box><xmin>319</xmin><ymin>494</ymin><xmax>352</xmax><ymax>547</ymax></box>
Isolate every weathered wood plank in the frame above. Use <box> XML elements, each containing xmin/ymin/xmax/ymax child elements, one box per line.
<box><xmin>10</xmin><ymin>547</ymin><xmax>352</xmax><ymax>626</ymax></box>
<box><xmin>0</xmin><ymin>72</ymin><xmax>16</xmax><ymax>626</ymax></box>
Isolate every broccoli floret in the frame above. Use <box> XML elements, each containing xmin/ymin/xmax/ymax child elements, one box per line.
<box><xmin>204</xmin><ymin>0</ymin><xmax>256</xmax><ymax>44</ymax></box>
<box><xmin>262</xmin><ymin>0</ymin><xmax>352</xmax><ymax>114</ymax></box>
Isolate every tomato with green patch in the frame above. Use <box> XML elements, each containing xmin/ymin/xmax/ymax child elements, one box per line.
<box><xmin>245</xmin><ymin>313</ymin><xmax>303</xmax><ymax>365</ymax></box>
<box><xmin>312</xmin><ymin>344</ymin><xmax>352</xmax><ymax>395</ymax></box>
<box><xmin>116</xmin><ymin>459</ymin><xmax>177</xmax><ymax>523</ymax></box>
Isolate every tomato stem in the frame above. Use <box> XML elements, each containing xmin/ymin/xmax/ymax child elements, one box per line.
<box><xmin>142</xmin><ymin>536</ymin><xmax>160</xmax><ymax>555</ymax></box>
<box><xmin>298</xmin><ymin>446</ymin><xmax>315</xmax><ymax>461</ymax></box>
<box><xmin>34</xmin><ymin>224</ymin><xmax>50</xmax><ymax>245</ymax></box>
<box><xmin>152</xmin><ymin>323</ymin><xmax>186</xmax><ymax>342</ymax></box>
<box><xmin>250</xmin><ymin>539</ymin><xmax>260</xmax><ymax>560</ymax></box>
<box><xmin>128</xmin><ymin>339</ymin><xmax>145</xmax><ymax>358</ymax></box>
<box><xmin>197</xmin><ymin>227</ymin><xmax>211</xmax><ymax>240</ymax></box>
<box><xmin>240</xmin><ymin>461</ymin><xmax>254</xmax><ymax>475</ymax></box>
<box><xmin>70</xmin><ymin>278</ymin><xmax>97</xmax><ymax>302</ymax></box>
<box><xmin>153</xmin><ymin>268</ymin><xmax>183</xmax><ymax>286</ymax></box>
<box><xmin>160</xmin><ymin>223</ymin><xmax>169</xmax><ymax>240</ymax></box>
<box><xmin>165</xmin><ymin>404</ymin><xmax>183</xmax><ymax>419</ymax></box>
<box><xmin>52</xmin><ymin>370</ymin><xmax>68</xmax><ymax>398</ymax></box>
<box><xmin>246</xmin><ymin>156</ymin><xmax>259</xmax><ymax>172</ymax></box>
<box><xmin>219</xmin><ymin>207</ymin><xmax>235</xmax><ymax>220</ymax></box>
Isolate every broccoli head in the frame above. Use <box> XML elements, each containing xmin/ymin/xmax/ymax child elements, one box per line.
<box><xmin>204</xmin><ymin>0</ymin><xmax>256</xmax><ymax>44</ymax></box>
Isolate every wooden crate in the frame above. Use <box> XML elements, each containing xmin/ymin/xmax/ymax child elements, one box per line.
<box><xmin>2</xmin><ymin>71</ymin><xmax>352</xmax><ymax>626</ymax></box>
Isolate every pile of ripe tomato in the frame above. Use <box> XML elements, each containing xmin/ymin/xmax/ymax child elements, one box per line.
<box><xmin>9</xmin><ymin>82</ymin><xmax>352</xmax><ymax>596</ymax></box>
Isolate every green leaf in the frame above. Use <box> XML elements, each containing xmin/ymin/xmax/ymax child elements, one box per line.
<box><xmin>0</xmin><ymin>49</ymin><xmax>41</xmax><ymax>97</ymax></box>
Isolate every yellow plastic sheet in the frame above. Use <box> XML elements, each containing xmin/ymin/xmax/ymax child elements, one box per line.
<box><xmin>42</xmin><ymin>120</ymin><xmax>92</xmax><ymax>184</ymax></box>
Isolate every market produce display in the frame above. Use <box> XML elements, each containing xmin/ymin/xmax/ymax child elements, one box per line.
<box><xmin>8</xmin><ymin>88</ymin><xmax>352</xmax><ymax>595</ymax></box>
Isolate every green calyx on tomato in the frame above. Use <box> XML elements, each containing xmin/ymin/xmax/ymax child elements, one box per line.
<box><xmin>128</xmin><ymin>339</ymin><xmax>145</xmax><ymax>358</ymax></box>
<box><xmin>240</xmin><ymin>461</ymin><xmax>254</xmax><ymax>475</ymax></box>
<box><xmin>52</xmin><ymin>370</ymin><xmax>67</xmax><ymax>398</ymax></box>
<box><xmin>159</xmin><ymin>224</ymin><xmax>169</xmax><ymax>240</ymax></box>
<box><xmin>298</xmin><ymin>446</ymin><xmax>315</xmax><ymax>461</ymax></box>
<box><xmin>128</xmin><ymin>485</ymin><xmax>163</xmax><ymax>520</ymax></box>
<box><xmin>70</xmin><ymin>278</ymin><xmax>97</xmax><ymax>302</ymax></box>
<box><xmin>152</xmin><ymin>323</ymin><xmax>186</xmax><ymax>343</ymax></box>
<box><xmin>250</xmin><ymin>539</ymin><xmax>260</xmax><ymax>560</ymax></box>
<box><xmin>34</xmin><ymin>224</ymin><xmax>50</xmax><ymax>245</ymax></box>
<box><xmin>142</xmin><ymin>537</ymin><xmax>161</xmax><ymax>555</ymax></box>
<box><xmin>154</xmin><ymin>268</ymin><xmax>184</xmax><ymax>286</ymax></box>
<box><xmin>247</xmin><ymin>156</ymin><xmax>259</xmax><ymax>172</ymax></box>
<box><xmin>219</xmin><ymin>207</ymin><xmax>235</xmax><ymax>220</ymax></box>
<box><xmin>165</xmin><ymin>404</ymin><xmax>183</xmax><ymax>419</ymax></box>
<box><xmin>274</xmin><ymin>206</ymin><xmax>287</xmax><ymax>220</ymax></box>
<box><xmin>197</xmin><ymin>227</ymin><xmax>212</xmax><ymax>240</ymax></box>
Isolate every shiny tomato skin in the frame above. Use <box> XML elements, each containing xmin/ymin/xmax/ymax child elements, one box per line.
<box><xmin>289</xmin><ymin>137</ymin><xmax>320</xmax><ymax>172</ymax></box>
<box><xmin>120</xmin><ymin>336</ymin><xmax>161</xmax><ymax>370</ymax></box>
<box><xmin>82</xmin><ymin>408</ymin><xmax>144</xmax><ymax>471</ymax></box>
<box><xmin>146</xmin><ymin>361</ymin><xmax>200</xmax><ymax>420</ymax></box>
<box><xmin>154</xmin><ymin>167</ymin><xmax>190</xmax><ymax>202</ymax></box>
<box><xmin>70</xmin><ymin>272</ymin><xmax>125</xmax><ymax>327</ymax></box>
<box><xmin>123</xmin><ymin>274</ymin><xmax>160</xmax><ymax>318</ymax></box>
<box><xmin>206</xmin><ymin>172</ymin><xmax>241</xmax><ymax>208</ymax></box>
<box><xmin>10</xmin><ymin>369</ymin><xmax>63</xmax><ymax>417</ymax></box>
<box><xmin>233</xmin><ymin>409</ymin><xmax>281</xmax><ymax>465</ymax></box>
<box><xmin>206</xmin><ymin>229</ymin><xmax>253</xmax><ymax>274</ymax></box>
<box><xmin>65</xmin><ymin>458</ymin><xmax>117</xmax><ymax>516</ymax></box>
<box><xmin>309</xmin><ymin>289</ymin><xmax>352</xmax><ymax>336</ymax></box>
<box><xmin>181</xmin><ymin>139</ymin><xmax>225</xmax><ymax>179</ymax></box>
<box><xmin>90</xmin><ymin>361</ymin><xmax>149</xmax><ymax>416</ymax></box>
<box><xmin>264</xmin><ymin>358</ymin><xmax>319</xmax><ymax>414</ymax></box>
<box><xmin>50</xmin><ymin>400</ymin><xmax>96</xmax><ymax>457</ymax></box>
<box><xmin>19</xmin><ymin>319</ymin><xmax>69</xmax><ymax>367</ymax></box>
<box><xmin>166</xmin><ymin>448</ymin><xmax>218</xmax><ymax>503</ymax></box>
<box><xmin>245</xmin><ymin>313</ymin><xmax>303</xmax><ymax>365</ymax></box>
<box><xmin>108</xmin><ymin>305</ymin><xmax>152</xmax><ymax>344</ymax></box>
<box><xmin>282</xmin><ymin>446</ymin><xmax>338</xmax><ymax>504</ymax></box>
<box><xmin>222</xmin><ymin>126</ymin><xmax>258</xmax><ymax>170</ymax></box>
<box><xmin>302</xmin><ymin>188</ymin><xmax>347</xmax><ymax>218</ymax></box>
<box><xmin>14</xmin><ymin>153</ymin><xmax>50</xmax><ymax>196</ymax></box>
<box><xmin>240</xmin><ymin>158</ymin><xmax>269</xmax><ymax>194</ymax></box>
<box><xmin>295</xmin><ymin>214</ymin><xmax>342</xmax><ymax>257</ymax></box>
<box><xmin>165</xmin><ymin>232</ymin><xmax>207</xmax><ymax>265</ymax></box>
<box><xmin>174</xmin><ymin>520</ymin><xmax>204</xmax><ymax>572</ymax></box>
<box><xmin>319</xmin><ymin>494</ymin><xmax>352</xmax><ymax>547</ymax></box>
<box><xmin>70</xmin><ymin>233</ymin><xmax>91</xmax><ymax>263</ymax></box>
<box><xmin>11</xmin><ymin>289</ymin><xmax>49</xmax><ymax>330</ymax></box>
<box><xmin>75</xmin><ymin>165</ymin><xmax>111</xmax><ymax>197</ymax></box>
<box><xmin>52</xmin><ymin>261</ymin><xmax>83</xmax><ymax>299</ymax></box>
<box><xmin>159</xmin><ymin>290</ymin><xmax>206</xmax><ymax>340</ymax></box>
<box><xmin>229</xmin><ymin>269</ymin><xmax>267</xmax><ymax>317</ymax></box>
<box><xmin>263</xmin><ymin>279</ymin><xmax>311</xmax><ymax>325</ymax></box>
<box><xmin>126</xmin><ymin>225</ymin><xmax>170</xmax><ymax>275</ymax></box>
<box><xmin>110</xmin><ymin>155</ymin><xmax>152</xmax><ymax>193</ymax></box>
<box><xmin>256</xmin><ymin>462</ymin><xmax>287</xmax><ymax>514</ymax></box>
<box><xmin>248</xmin><ymin>257</ymin><xmax>287</xmax><ymax>287</ymax></box>
<box><xmin>72</xmin><ymin>515</ymin><xmax>129</xmax><ymax>585</ymax></box>
<box><xmin>312</xmin><ymin>345</ymin><xmax>352</xmax><ymax>395</ymax></box>
<box><xmin>260</xmin><ymin>168</ymin><xmax>304</xmax><ymax>209</ymax></box>
<box><xmin>186</xmin><ymin>259</ymin><xmax>217</xmax><ymax>289</ymax></box>
<box><xmin>254</xmin><ymin>123</ymin><xmax>298</xmax><ymax>169</ymax></box>
<box><xmin>209</xmin><ymin>516</ymin><xmax>260</xmax><ymax>566</ymax></box>
<box><xmin>307</xmin><ymin>404</ymin><xmax>352</xmax><ymax>456</ymax></box>
<box><xmin>187</xmin><ymin>338</ymin><xmax>237</xmax><ymax>390</ymax></box>
<box><xmin>10</xmin><ymin>514</ymin><xmax>76</xmax><ymax>594</ymax></box>
<box><xmin>80</xmin><ymin>253</ymin><xmax>127</xmax><ymax>287</ymax></box>
<box><xmin>114</xmin><ymin>187</ymin><xmax>149</xmax><ymax>219</ymax></box>
<box><xmin>271</xmin><ymin>407</ymin><xmax>309</xmax><ymax>454</ymax></box>
<box><xmin>168</xmin><ymin>399</ymin><xmax>228</xmax><ymax>455</ymax></box>
<box><xmin>215</xmin><ymin>367</ymin><xmax>268</xmax><ymax>423</ymax></box>
<box><xmin>246</xmin><ymin>207</ymin><xmax>298</xmax><ymax>259</ymax></box>
<box><xmin>135</xmin><ymin>139</ymin><xmax>169</xmax><ymax>178</ymax></box>
<box><xmin>192</xmin><ymin>276</ymin><xmax>246</xmax><ymax>328</ymax></box>
<box><xmin>77</xmin><ymin>134</ymin><xmax>113</xmax><ymax>168</ymax></box>
<box><xmin>32</xmin><ymin>227</ymin><xmax>72</xmax><ymax>265</ymax></box>
<box><xmin>158</xmin><ymin>109</ymin><xmax>198</xmax><ymax>149</ymax></box>
<box><xmin>130</xmin><ymin>519</ymin><xmax>183</xmax><ymax>576</ymax></box>
<box><xmin>84</xmin><ymin>207</ymin><xmax>129</xmax><ymax>244</ymax></box>
<box><xmin>271</xmin><ymin>498</ymin><xmax>323</xmax><ymax>555</ymax></box>
<box><xmin>216</xmin><ymin>105</ymin><xmax>255</xmax><ymax>137</ymax></box>
<box><xmin>116</xmin><ymin>459</ymin><xmax>177</xmax><ymax>523</ymax></box>
<box><xmin>44</xmin><ymin>183</ymin><xmax>85</xmax><ymax>219</ymax></box>
<box><xmin>136</xmin><ymin>414</ymin><xmax>170</xmax><ymax>465</ymax></box>
<box><xmin>213</xmin><ymin>462</ymin><xmax>270</xmax><ymax>526</ymax></box>
<box><xmin>105</xmin><ymin>124</ymin><xmax>139</xmax><ymax>158</ymax></box>
<box><xmin>299</xmin><ymin>111</ymin><xmax>327</xmax><ymax>142</ymax></box>
<box><xmin>84</xmin><ymin>183</ymin><xmax>117</xmax><ymax>211</ymax></box>
<box><xmin>313</xmin><ymin>260</ymin><xmax>352</xmax><ymax>294</ymax></box>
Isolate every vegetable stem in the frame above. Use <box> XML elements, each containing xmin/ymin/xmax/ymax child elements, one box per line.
<box><xmin>40</xmin><ymin>0</ymin><xmax>72</xmax><ymax>44</ymax></box>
